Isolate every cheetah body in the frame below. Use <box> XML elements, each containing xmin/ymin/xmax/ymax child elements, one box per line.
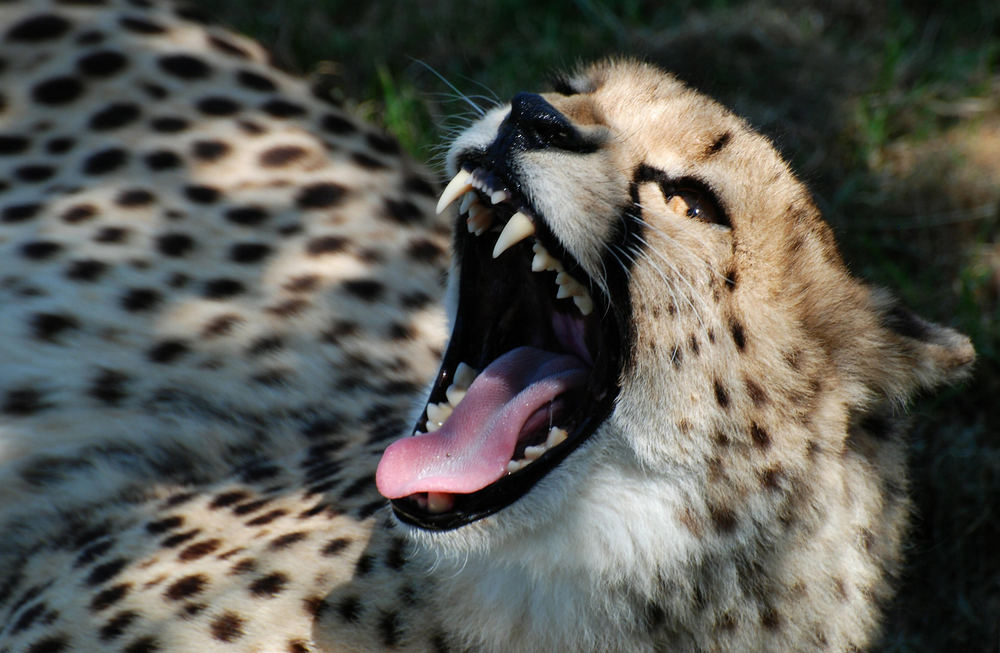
<box><xmin>0</xmin><ymin>2</ymin><xmax>973</xmax><ymax>652</ymax></box>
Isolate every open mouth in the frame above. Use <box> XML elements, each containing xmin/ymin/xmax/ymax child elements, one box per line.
<box><xmin>375</xmin><ymin>163</ymin><xmax>628</xmax><ymax>530</ymax></box>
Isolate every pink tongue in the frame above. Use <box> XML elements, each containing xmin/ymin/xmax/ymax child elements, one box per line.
<box><xmin>376</xmin><ymin>346</ymin><xmax>588</xmax><ymax>499</ymax></box>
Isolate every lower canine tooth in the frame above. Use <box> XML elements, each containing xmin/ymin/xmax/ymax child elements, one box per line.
<box><xmin>492</xmin><ymin>211</ymin><xmax>535</xmax><ymax>258</ymax></box>
<box><xmin>459</xmin><ymin>192</ymin><xmax>477</xmax><ymax>214</ymax></box>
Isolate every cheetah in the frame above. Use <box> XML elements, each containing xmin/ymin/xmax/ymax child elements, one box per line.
<box><xmin>0</xmin><ymin>2</ymin><xmax>973</xmax><ymax>652</ymax></box>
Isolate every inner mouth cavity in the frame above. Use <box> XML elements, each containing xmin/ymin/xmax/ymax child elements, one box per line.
<box><xmin>375</xmin><ymin>166</ymin><xmax>620</xmax><ymax>529</ymax></box>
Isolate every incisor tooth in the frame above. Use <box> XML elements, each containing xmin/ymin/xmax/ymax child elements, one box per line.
<box><xmin>436</xmin><ymin>169</ymin><xmax>473</xmax><ymax>214</ymax></box>
<box><xmin>426</xmin><ymin>492</ymin><xmax>453</xmax><ymax>513</ymax></box>
<box><xmin>467</xmin><ymin>205</ymin><xmax>494</xmax><ymax>235</ymax></box>
<box><xmin>506</xmin><ymin>460</ymin><xmax>528</xmax><ymax>474</ymax></box>
<box><xmin>492</xmin><ymin>212</ymin><xmax>535</xmax><ymax>258</ymax></box>
<box><xmin>573</xmin><ymin>293</ymin><xmax>595</xmax><ymax>315</ymax></box>
<box><xmin>453</xmin><ymin>362</ymin><xmax>478</xmax><ymax>389</ymax></box>
<box><xmin>490</xmin><ymin>189</ymin><xmax>509</xmax><ymax>205</ymax></box>
<box><xmin>523</xmin><ymin>445</ymin><xmax>545</xmax><ymax>461</ymax></box>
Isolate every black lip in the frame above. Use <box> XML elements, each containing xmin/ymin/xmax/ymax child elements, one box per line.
<box><xmin>388</xmin><ymin>163</ymin><xmax>633</xmax><ymax>531</ymax></box>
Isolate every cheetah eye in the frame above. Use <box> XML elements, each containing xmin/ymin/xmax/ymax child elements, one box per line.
<box><xmin>661</xmin><ymin>183</ymin><xmax>730</xmax><ymax>230</ymax></box>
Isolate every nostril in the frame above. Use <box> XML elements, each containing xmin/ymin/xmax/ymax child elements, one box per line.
<box><xmin>504</xmin><ymin>92</ymin><xmax>591</xmax><ymax>152</ymax></box>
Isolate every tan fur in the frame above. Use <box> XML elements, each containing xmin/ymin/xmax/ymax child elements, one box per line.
<box><xmin>0</xmin><ymin>7</ymin><xmax>971</xmax><ymax>653</ymax></box>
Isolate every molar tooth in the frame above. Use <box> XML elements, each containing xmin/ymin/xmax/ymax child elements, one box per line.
<box><xmin>425</xmin><ymin>420</ymin><xmax>439</xmax><ymax>433</ymax></box>
<box><xmin>531</xmin><ymin>243</ymin><xmax>553</xmax><ymax>272</ymax></box>
<box><xmin>523</xmin><ymin>445</ymin><xmax>546</xmax><ymax>461</ymax></box>
<box><xmin>453</xmin><ymin>362</ymin><xmax>478</xmax><ymax>389</ymax></box>
<box><xmin>426</xmin><ymin>402</ymin><xmax>452</xmax><ymax>426</ymax></box>
<box><xmin>445</xmin><ymin>385</ymin><xmax>467</xmax><ymax>407</ymax></box>
<box><xmin>490</xmin><ymin>189</ymin><xmax>509</xmax><ymax>205</ymax></box>
<box><xmin>492</xmin><ymin>211</ymin><xmax>535</xmax><ymax>258</ymax></box>
<box><xmin>437</xmin><ymin>169</ymin><xmax>473</xmax><ymax>214</ymax></box>
<box><xmin>546</xmin><ymin>427</ymin><xmax>568</xmax><ymax>448</ymax></box>
<box><xmin>573</xmin><ymin>293</ymin><xmax>594</xmax><ymax>315</ymax></box>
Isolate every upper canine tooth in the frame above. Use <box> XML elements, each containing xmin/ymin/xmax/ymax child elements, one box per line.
<box><xmin>490</xmin><ymin>190</ymin><xmax>509</xmax><ymax>205</ymax></box>
<box><xmin>436</xmin><ymin>169</ymin><xmax>474</xmax><ymax>214</ymax></box>
<box><xmin>492</xmin><ymin>211</ymin><xmax>535</xmax><ymax>258</ymax></box>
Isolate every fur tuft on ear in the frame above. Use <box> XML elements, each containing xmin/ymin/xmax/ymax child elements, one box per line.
<box><xmin>871</xmin><ymin>289</ymin><xmax>975</xmax><ymax>403</ymax></box>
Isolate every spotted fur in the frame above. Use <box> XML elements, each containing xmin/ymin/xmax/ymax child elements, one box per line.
<box><xmin>0</xmin><ymin>4</ymin><xmax>973</xmax><ymax>653</ymax></box>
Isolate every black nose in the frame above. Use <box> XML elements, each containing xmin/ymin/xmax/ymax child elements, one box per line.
<box><xmin>495</xmin><ymin>92</ymin><xmax>593</xmax><ymax>153</ymax></box>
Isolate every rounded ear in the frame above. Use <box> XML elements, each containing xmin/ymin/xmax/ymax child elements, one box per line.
<box><xmin>871</xmin><ymin>290</ymin><xmax>975</xmax><ymax>403</ymax></box>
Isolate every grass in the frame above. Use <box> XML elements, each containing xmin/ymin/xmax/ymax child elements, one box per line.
<box><xmin>200</xmin><ymin>1</ymin><xmax>999</xmax><ymax>648</ymax></box>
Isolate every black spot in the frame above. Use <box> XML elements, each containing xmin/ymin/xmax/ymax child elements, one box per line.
<box><xmin>178</xmin><ymin>539</ymin><xmax>222</xmax><ymax>562</ymax></box>
<box><xmin>120</xmin><ymin>288</ymin><xmax>160</xmax><ymax>312</ymax></box>
<box><xmin>202</xmin><ymin>314</ymin><xmax>242</xmax><ymax>337</ymax></box>
<box><xmin>207</xmin><ymin>34</ymin><xmax>251</xmax><ymax>58</ymax></box>
<box><xmin>155</xmin><ymin>233</ymin><xmax>194</xmax><ymax>257</ymax></box>
<box><xmin>191</xmin><ymin>139</ymin><xmax>229</xmax><ymax>161</ymax></box>
<box><xmin>706</xmin><ymin>131</ymin><xmax>732</xmax><ymax>156</ymax></box>
<box><xmin>386</xmin><ymin>537</ymin><xmax>407</xmax><ymax>570</ymax></box>
<box><xmin>232</xmin><ymin>498</ymin><xmax>270</xmax><ymax>516</ymax></box>
<box><xmin>210</xmin><ymin>490</ymin><xmax>250</xmax><ymax>509</ymax></box>
<box><xmin>197</xmin><ymin>96</ymin><xmax>241</xmax><ymax>116</ymax></box>
<box><xmin>76</xmin><ymin>49</ymin><xmax>127</xmax><ymax>76</ymax></box>
<box><xmin>724</xmin><ymin>267</ymin><xmax>737</xmax><ymax>290</ymax></box>
<box><xmin>404</xmin><ymin>175</ymin><xmax>437</xmax><ymax>198</ymax></box>
<box><xmin>82</xmin><ymin>147</ymin><xmax>128</xmax><ymax>175</ymax></box>
<box><xmin>158</xmin><ymin>54</ymin><xmax>211</xmax><ymax>79</ymax></box>
<box><xmin>269</xmin><ymin>532</ymin><xmax>307</xmax><ymax>550</ymax></box>
<box><xmin>745</xmin><ymin>378</ymin><xmax>767</xmax><ymax>407</ymax></box>
<box><xmin>378</xmin><ymin>610</ymin><xmax>401</xmax><ymax>647</ymax></box>
<box><xmin>31</xmin><ymin>312</ymin><xmax>78</xmax><ymax>341</ymax></box>
<box><xmin>0</xmin><ymin>135</ymin><xmax>30</xmax><ymax>155</ymax></box>
<box><xmin>16</xmin><ymin>165</ymin><xmax>55</xmax><ymax>182</ymax></box>
<box><xmin>90</xmin><ymin>582</ymin><xmax>130</xmax><ymax>611</ymax></box>
<box><xmin>209</xmin><ymin>611</ymin><xmax>245</xmax><ymax>642</ymax></box>
<box><xmin>145</xmin><ymin>515</ymin><xmax>184</xmax><ymax>534</ymax></box>
<box><xmin>85</xmin><ymin>557</ymin><xmax>128</xmax><ymax>586</ymax></box>
<box><xmin>164</xmin><ymin>574</ymin><xmax>207</xmax><ymax>601</ymax></box>
<box><xmin>295</xmin><ymin>181</ymin><xmax>346</xmax><ymax>209</ymax></box>
<box><xmin>26</xmin><ymin>636</ymin><xmax>68</xmax><ymax>653</ymax></box>
<box><xmin>261</xmin><ymin>99</ymin><xmax>307</xmax><ymax>118</ymax></box>
<box><xmin>184</xmin><ymin>184</ymin><xmax>220</xmax><ymax>204</ymax></box>
<box><xmin>400</xmin><ymin>291</ymin><xmax>432</xmax><ymax>309</ymax></box>
<box><xmin>236</xmin><ymin>70</ymin><xmax>277</xmax><ymax>92</ymax></box>
<box><xmin>89</xmin><ymin>102</ymin><xmax>140</xmax><ymax>130</ymax></box>
<box><xmin>32</xmin><ymin>76</ymin><xmax>84</xmax><ymax>105</ymax></box>
<box><xmin>337</xmin><ymin>596</ymin><xmax>361</xmax><ymax>623</ymax></box>
<box><xmin>321</xmin><ymin>537</ymin><xmax>351</xmax><ymax>557</ymax></box>
<box><xmin>46</xmin><ymin>137</ymin><xmax>74</xmax><ymax>153</ymax></box>
<box><xmin>248</xmin><ymin>572</ymin><xmax>288</xmax><ymax>598</ymax></box>
<box><xmin>288</xmin><ymin>640</ymin><xmax>309</xmax><ymax>653</ymax></box>
<box><xmin>321</xmin><ymin>113</ymin><xmax>356</xmax><ymax>134</ymax></box>
<box><xmin>203</xmin><ymin>278</ymin><xmax>244</xmax><ymax>299</ymax></box>
<box><xmin>229</xmin><ymin>242</ymin><xmax>271</xmax><ymax>263</ymax></box>
<box><xmin>90</xmin><ymin>368</ymin><xmax>129</xmax><ymax>406</ymax></box>
<box><xmin>260</xmin><ymin>145</ymin><xmax>307</xmax><ymax>167</ymax></box>
<box><xmin>119</xmin><ymin>15</ymin><xmax>165</xmax><ymax>33</ymax></box>
<box><xmin>150</xmin><ymin>116</ymin><xmax>187</xmax><ymax>133</ymax></box>
<box><xmin>709</xmin><ymin>505</ymin><xmax>737</xmax><ymax>533</ymax></box>
<box><xmin>224</xmin><ymin>206</ymin><xmax>268</xmax><ymax>225</ymax></box>
<box><xmin>65</xmin><ymin>259</ymin><xmax>106</xmax><ymax>281</ymax></box>
<box><xmin>144</xmin><ymin>150</ymin><xmax>181</xmax><ymax>170</ymax></box>
<box><xmin>21</xmin><ymin>241</ymin><xmax>62</xmax><ymax>259</ymax></box>
<box><xmin>305</xmin><ymin>235</ymin><xmax>348</xmax><ymax>256</ymax></box>
<box><xmin>351</xmin><ymin>151</ymin><xmax>386</xmax><ymax>169</ymax></box>
<box><xmin>4</xmin><ymin>203</ymin><xmax>43</xmax><ymax>222</ymax></box>
<box><xmin>12</xmin><ymin>601</ymin><xmax>46</xmax><ymax>633</ymax></box>
<box><xmin>406</xmin><ymin>237</ymin><xmax>444</xmax><ymax>263</ymax></box>
<box><xmin>365</xmin><ymin>132</ymin><xmax>400</xmax><ymax>156</ymax></box>
<box><xmin>74</xmin><ymin>538</ymin><xmax>113</xmax><ymax>567</ymax></box>
<box><xmin>342</xmin><ymin>279</ymin><xmax>384</xmax><ymax>301</ymax></box>
<box><xmin>7</xmin><ymin>14</ymin><xmax>73</xmax><ymax>41</ymax></box>
<box><xmin>714</xmin><ymin>380</ymin><xmax>729</xmax><ymax>409</ymax></box>
<box><xmin>123</xmin><ymin>636</ymin><xmax>159</xmax><ymax>653</ymax></box>
<box><xmin>161</xmin><ymin>529</ymin><xmax>200</xmax><ymax>550</ymax></box>
<box><xmin>245</xmin><ymin>508</ymin><xmax>286</xmax><ymax>526</ymax></box>
<box><xmin>750</xmin><ymin>423</ymin><xmax>771</xmax><ymax>449</ymax></box>
<box><xmin>730</xmin><ymin>320</ymin><xmax>746</xmax><ymax>351</ymax></box>
<box><xmin>383</xmin><ymin>198</ymin><xmax>423</xmax><ymax>224</ymax></box>
<box><xmin>99</xmin><ymin>610</ymin><xmax>139</xmax><ymax>642</ymax></box>
<box><xmin>116</xmin><ymin>188</ymin><xmax>154</xmax><ymax>207</ymax></box>
<box><xmin>147</xmin><ymin>339</ymin><xmax>188</xmax><ymax>363</ymax></box>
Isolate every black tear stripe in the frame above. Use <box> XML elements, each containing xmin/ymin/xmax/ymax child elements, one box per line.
<box><xmin>706</xmin><ymin>131</ymin><xmax>731</xmax><ymax>157</ymax></box>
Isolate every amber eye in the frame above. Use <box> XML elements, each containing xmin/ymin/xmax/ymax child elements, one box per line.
<box><xmin>662</xmin><ymin>186</ymin><xmax>729</xmax><ymax>229</ymax></box>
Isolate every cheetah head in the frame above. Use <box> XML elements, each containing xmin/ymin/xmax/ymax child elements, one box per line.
<box><xmin>375</xmin><ymin>60</ymin><xmax>974</xmax><ymax>560</ymax></box>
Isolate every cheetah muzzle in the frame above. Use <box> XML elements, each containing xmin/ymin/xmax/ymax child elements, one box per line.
<box><xmin>377</xmin><ymin>94</ymin><xmax>631</xmax><ymax>530</ymax></box>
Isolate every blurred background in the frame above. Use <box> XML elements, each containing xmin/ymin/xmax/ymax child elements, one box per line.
<box><xmin>198</xmin><ymin>1</ymin><xmax>998</xmax><ymax>649</ymax></box>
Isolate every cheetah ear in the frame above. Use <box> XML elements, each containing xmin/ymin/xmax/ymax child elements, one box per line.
<box><xmin>869</xmin><ymin>290</ymin><xmax>975</xmax><ymax>403</ymax></box>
